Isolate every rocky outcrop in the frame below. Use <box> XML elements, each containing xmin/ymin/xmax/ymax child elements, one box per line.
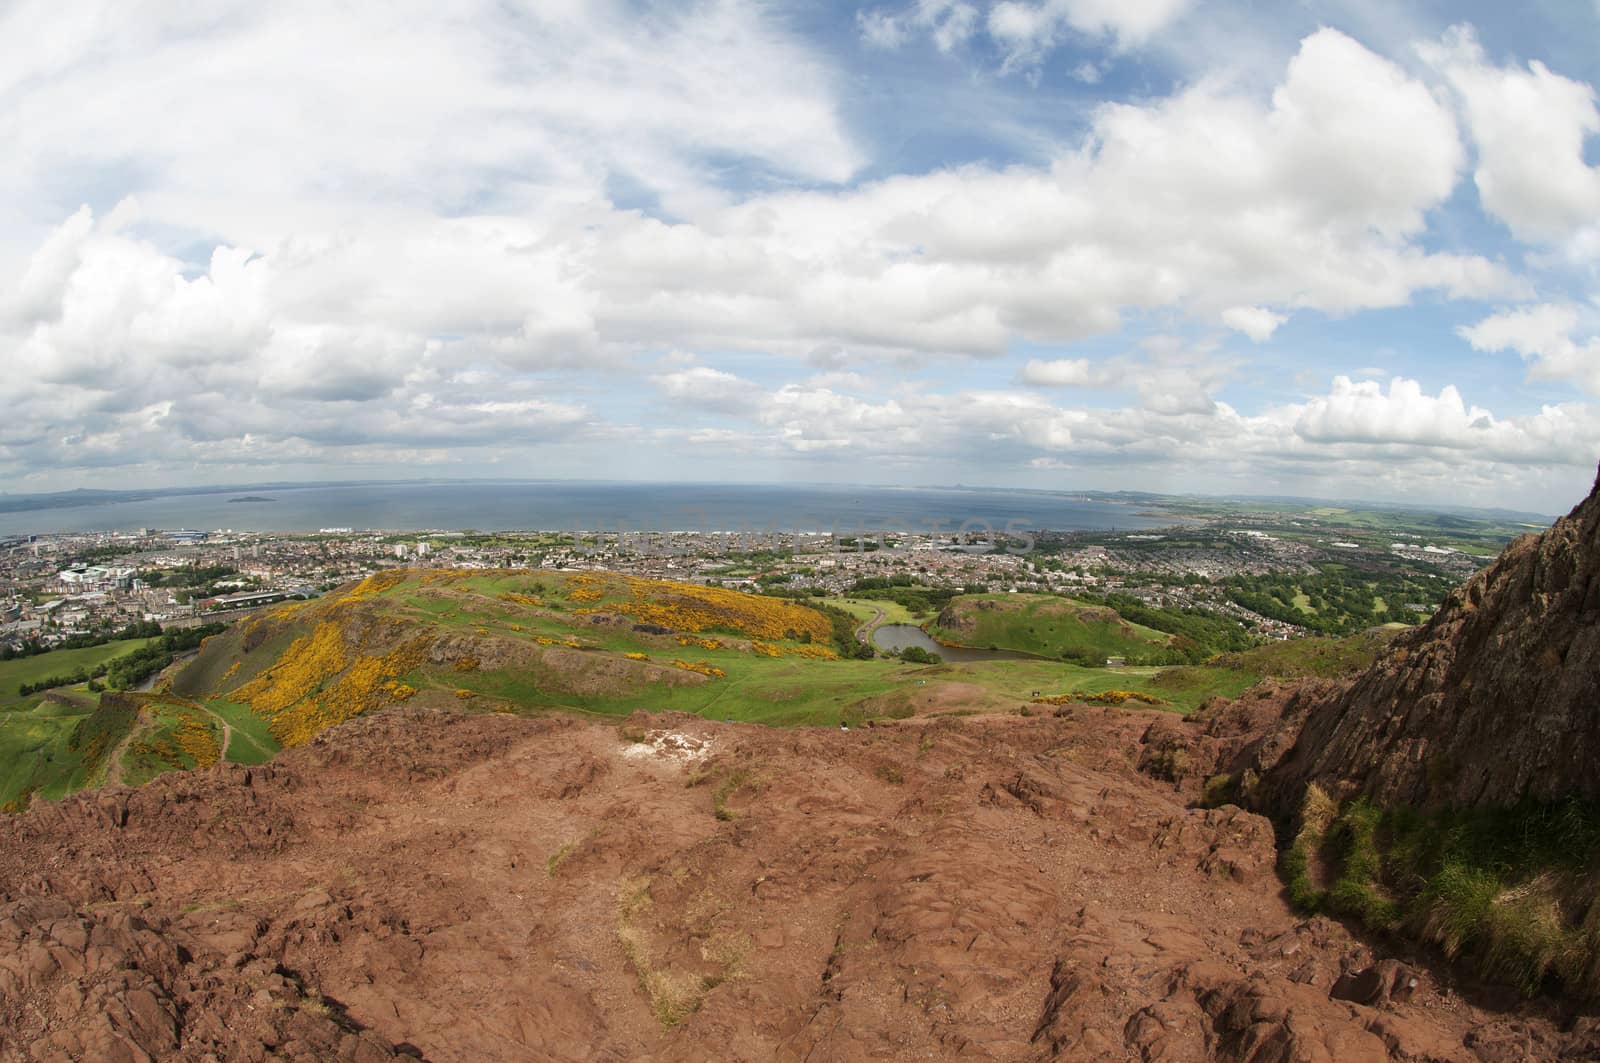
<box><xmin>1247</xmin><ymin>465</ymin><xmax>1600</xmax><ymax>813</ymax></box>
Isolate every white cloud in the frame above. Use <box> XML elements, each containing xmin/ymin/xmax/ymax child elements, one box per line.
<box><xmin>1294</xmin><ymin>377</ymin><xmax>1496</xmax><ymax>449</ymax></box>
<box><xmin>1222</xmin><ymin>306</ymin><xmax>1286</xmax><ymax>342</ymax></box>
<box><xmin>1460</xmin><ymin>304</ymin><xmax>1600</xmax><ymax>395</ymax></box>
<box><xmin>860</xmin><ymin>0</ymin><xmax>1188</xmax><ymax>67</ymax></box>
<box><xmin>1021</xmin><ymin>358</ymin><xmax>1099</xmax><ymax>386</ymax></box>
<box><xmin>1420</xmin><ymin>25</ymin><xmax>1600</xmax><ymax>253</ymax></box>
<box><xmin>661</xmin><ymin>374</ymin><xmax>1599</xmax><ymax>509</ymax></box>
<box><xmin>0</xmin><ymin>0</ymin><xmax>865</xmax><ymax>234</ymax></box>
<box><xmin>0</xmin><ymin>10</ymin><xmax>1587</xmax><ymax>508</ymax></box>
<box><xmin>651</xmin><ymin>366</ymin><xmax>764</xmax><ymax>412</ymax></box>
<box><xmin>858</xmin><ymin>1</ymin><xmax>979</xmax><ymax>54</ymax></box>
<box><xmin>989</xmin><ymin>0</ymin><xmax>1193</xmax><ymax>66</ymax></box>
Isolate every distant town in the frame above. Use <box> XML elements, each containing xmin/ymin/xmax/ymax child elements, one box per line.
<box><xmin>0</xmin><ymin>495</ymin><xmax>1518</xmax><ymax>656</ymax></box>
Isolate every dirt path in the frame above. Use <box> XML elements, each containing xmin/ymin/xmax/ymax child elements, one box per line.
<box><xmin>192</xmin><ymin>703</ymin><xmax>234</xmax><ymax>763</ymax></box>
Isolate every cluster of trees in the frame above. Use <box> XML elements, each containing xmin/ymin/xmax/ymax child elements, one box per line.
<box><xmin>16</xmin><ymin>623</ymin><xmax>226</xmax><ymax>696</ymax></box>
<box><xmin>847</xmin><ymin>576</ymin><xmax>985</xmax><ymax>616</ymax></box>
<box><xmin>134</xmin><ymin>563</ymin><xmax>239</xmax><ymax>588</ymax></box>
<box><xmin>134</xmin><ymin>564</ymin><xmax>254</xmax><ymax>602</ymax></box>
<box><xmin>0</xmin><ymin>620</ymin><xmax>163</xmax><ymax>661</ymax></box>
<box><xmin>787</xmin><ymin>600</ymin><xmax>875</xmax><ymax>659</ymax></box>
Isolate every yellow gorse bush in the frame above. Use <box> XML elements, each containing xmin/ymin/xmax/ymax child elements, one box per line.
<box><xmin>671</xmin><ymin>659</ymin><xmax>726</xmax><ymax>678</ymax></box>
<box><xmin>1031</xmin><ymin>689</ymin><xmax>1166</xmax><ymax>706</ymax></box>
<box><xmin>675</xmin><ymin>635</ymin><xmax>723</xmax><ymax>651</ymax></box>
<box><xmin>233</xmin><ymin>620</ymin><xmax>434</xmax><ymax>746</ymax></box>
<box><xmin>576</xmin><ymin>575</ymin><xmax>832</xmax><ymax>644</ymax></box>
<box><xmin>173</xmin><ymin>705</ymin><xmax>221</xmax><ymax>768</ymax></box>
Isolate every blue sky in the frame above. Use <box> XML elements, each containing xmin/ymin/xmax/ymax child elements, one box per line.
<box><xmin>1</xmin><ymin>0</ymin><xmax>1598</xmax><ymax>512</ymax></box>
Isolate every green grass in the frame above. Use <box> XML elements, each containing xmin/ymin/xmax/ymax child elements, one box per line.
<box><xmin>118</xmin><ymin>697</ymin><xmax>220</xmax><ymax>787</ymax></box>
<box><xmin>203</xmin><ymin>698</ymin><xmax>282</xmax><ymax>765</ymax></box>
<box><xmin>831</xmin><ymin>597</ymin><xmax>923</xmax><ymax>625</ymax></box>
<box><xmin>0</xmin><ymin>694</ymin><xmax>143</xmax><ymax>809</ymax></box>
<box><xmin>1209</xmin><ymin>629</ymin><xmax>1399</xmax><ymax>680</ymax></box>
<box><xmin>924</xmin><ymin>593</ymin><xmax>1170</xmax><ymax>665</ymax></box>
<box><xmin>0</xmin><ymin>638</ymin><xmax>160</xmax><ymax>701</ymax></box>
<box><xmin>0</xmin><ymin>702</ymin><xmax>92</xmax><ymax>809</ymax></box>
<box><xmin>1284</xmin><ymin>793</ymin><xmax>1600</xmax><ymax>997</ymax></box>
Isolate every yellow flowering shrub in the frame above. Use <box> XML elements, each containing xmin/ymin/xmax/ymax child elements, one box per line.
<box><xmin>455</xmin><ymin>688</ymin><xmax>475</xmax><ymax>700</ymax></box>
<box><xmin>236</xmin><ymin>621</ymin><xmax>435</xmax><ymax>747</ymax></box>
<box><xmin>173</xmin><ymin>706</ymin><xmax>220</xmax><ymax>768</ymax></box>
<box><xmin>343</xmin><ymin>570</ymin><xmax>410</xmax><ymax>602</ymax></box>
<box><xmin>624</xmin><ymin>652</ymin><xmax>650</xmax><ymax>661</ymax></box>
<box><xmin>1031</xmin><ymin>690</ymin><xmax>1166</xmax><ymax>706</ymax></box>
<box><xmin>599</xmin><ymin>576</ymin><xmax>832</xmax><ymax>644</ymax></box>
<box><xmin>454</xmin><ymin>656</ymin><xmax>480</xmax><ymax>672</ymax></box>
<box><xmin>675</xmin><ymin>635</ymin><xmax>723</xmax><ymax>651</ymax></box>
<box><xmin>566</xmin><ymin>574</ymin><xmax>607</xmax><ymax>602</ymax></box>
<box><xmin>671</xmin><ymin>659</ymin><xmax>726</xmax><ymax>678</ymax></box>
<box><xmin>233</xmin><ymin>621</ymin><xmax>350</xmax><ymax>718</ymax></box>
<box><xmin>786</xmin><ymin>643</ymin><xmax>838</xmax><ymax>660</ymax></box>
<box><xmin>534</xmin><ymin>635</ymin><xmax>584</xmax><ymax>648</ymax></box>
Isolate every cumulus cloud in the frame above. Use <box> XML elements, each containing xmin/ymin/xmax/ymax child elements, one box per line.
<box><xmin>1420</xmin><ymin>25</ymin><xmax>1600</xmax><ymax>254</ymax></box>
<box><xmin>0</xmin><ymin>7</ymin><xmax>1591</xmax><ymax>509</ymax></box>
<box><xmin>651</xmin><ymin>366</ymin><xmax>764</xmax><ymax>412</ymax></box>
<box><xmin>657</xmin><ymin>373</ymin><xmax>1598</xmax><ymax>509</ymax></box>
<box><xmin>1221</xmin><ymin>306</ymin><xmax>1286</xmax><ymax>342</ymax></box>
<box><xmin>1460</xmin><ymin>304</ymin><xmax>1600</xmax><ymax>395</ymax></box>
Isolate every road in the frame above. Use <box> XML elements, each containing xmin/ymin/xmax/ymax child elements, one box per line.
<box><xmin>853</xmin><ymin>607</ymin><xmax>886</xmax><ymax>647</ymax></box>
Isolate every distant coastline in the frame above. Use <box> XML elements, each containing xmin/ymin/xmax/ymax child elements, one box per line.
<box><xmin>227</xmin><ymin>496</ymin><xmax>275</xmax><ymax>504</ymax></box>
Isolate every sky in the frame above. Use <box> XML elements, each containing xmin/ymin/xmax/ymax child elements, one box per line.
<box><xmin>2</xmin><ymin>1</ymin><xmax>1599</xmax><ymax>513</ymax></box>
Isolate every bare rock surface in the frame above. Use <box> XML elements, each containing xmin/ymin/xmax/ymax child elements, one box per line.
<box><xmin>2</xmin><ymin>705</ymin><xmax>1593</xmax><ymax>1060</ymax></box>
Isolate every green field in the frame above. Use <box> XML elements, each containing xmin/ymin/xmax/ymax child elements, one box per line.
<box><xmin>0</xmin><ymin>637</ymin><xmax>160</xmax><ymax>702</ymax></box>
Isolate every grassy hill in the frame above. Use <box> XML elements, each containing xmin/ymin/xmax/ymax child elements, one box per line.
<box><xmin>174</xmin><ymin>571</ymin><xmax>1245</xmax><ymax>736</ymax></box>
<box><xmin>925</xmin><ymin>593</ymin><xmax>1172</xmax><ymax>665</ymax></box>
<box><xmin>4</xmin><ymin>569</ymin><xmax>1362</xmax><ymax>812</ymax></box>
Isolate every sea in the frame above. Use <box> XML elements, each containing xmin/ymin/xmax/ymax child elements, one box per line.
<box><xmin>0</xmin><ymin>481</ymin><xmax>1169</xmax><ymax>538</ymax></box>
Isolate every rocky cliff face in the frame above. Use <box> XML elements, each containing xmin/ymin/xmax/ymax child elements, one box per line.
<box><xmin>1264</xmin><ymin>466</ymin><xmax>1600</xmax><ymax>812</ymax></box>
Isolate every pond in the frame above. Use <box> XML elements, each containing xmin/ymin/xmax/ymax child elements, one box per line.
<box><xmin>870</xmin><ymin>624</ymin><xmax>1041</xmax><ymax>663</ymax></box>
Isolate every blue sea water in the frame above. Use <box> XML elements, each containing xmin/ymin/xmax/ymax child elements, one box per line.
<box><xmin>0</xmin><ymin>481</ymin><xmax>1168</xmax><ymax>537</ymax></box>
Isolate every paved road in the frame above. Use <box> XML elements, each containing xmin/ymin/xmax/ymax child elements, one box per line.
<box><xmin>853</xmin><ymin>608</ymin><xmax>885</xmax><ymax>645</ymax></box>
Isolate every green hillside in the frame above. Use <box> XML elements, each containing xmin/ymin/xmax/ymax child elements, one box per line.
<box><xmin>4</xmin><ymin>569</ymin><xmax>1357</xmax><ymax>813</ymax></box>
<box><xmin>925</xmin><ymin>593</ymin><xmax>1172</xmax><ymax>665</ymax></box>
